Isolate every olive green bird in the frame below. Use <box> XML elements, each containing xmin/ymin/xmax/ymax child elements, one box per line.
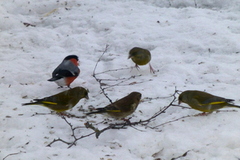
<box><xmin>178</xmin><ymin>90</ymin><xmax>240</xmax><ymax>113</ymax></box>
<box><xmin>128</xmin><ymin>47</ymin><xmax>155</xmax><ymax>74</ymax></box>
<box><xmin>22</xmin><ymin>86</ymin><xmax>89</xmax><ymax>112</ymax></box>
<box><xmin>86</xmin><ymin>92</ymin><xmax>142</xmax><ymax>119</ymax></box>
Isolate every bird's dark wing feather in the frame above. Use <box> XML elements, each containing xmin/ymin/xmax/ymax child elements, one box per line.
<box><xmin>104</xmin><ymin>104</ymin><xmax>121</xmax><ymax>112</ymax></box>
<box><xmin>202</xmin><ymin>96</ymin><xmax>234</xmax><ymax>105</ymax></box>
<box><xmin>50</xmin><ymin>69</ymin><xmax>78</xmax><ymax>80</ymax></box>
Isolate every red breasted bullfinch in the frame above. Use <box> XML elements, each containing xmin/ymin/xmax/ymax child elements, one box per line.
<box><xmin>48</xmin><ymin>55</ymin><xmax>80</xmax><ymax>88</ymax></box>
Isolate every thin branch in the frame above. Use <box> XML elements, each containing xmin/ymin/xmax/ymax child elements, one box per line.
<box><xmin>140</xmin><ymin>87</ymin><xmax>180</xmax><ymax>123</ymax></box>
<box><xmin>171</xmin><ymin>150</ymin><xmax>191</xmax><ymax>160</ymax></box>
<box><xmin>3</xmin><ymin>151</ymin><xmax>25</xmax><ymax>160</ymax></box>
<box><xmin>85</xmin><ymin>122</ymin><xmax>128</xmax><ymax>138</ymax></box>
<box><xmin>46</xmin><ymin>87</ymin><xmax>203</xmax><ymax>147</ymax></box>
<box><xmin>92</xmin><ymin>45</ymin><xmax>146</xmax><ymax>103</ymax></box>
<box><xmin>142</xmin><ymin>95</ymin><xmax>175</xmax><ymax>102</ymax></box>
<box><xmin>95</xmin><ymin>74</ymin><xmax>142</xmax><ymax>82</ymax></box>
<box><xmin>92</xmin><ymin>44</ymin><xmax>113</xmax><ymax>103</ymax></box>
<box><xmin>100</xmin><ymin>75</ymin><xmax>144</xmax><ymax>90</ymax></box>
<box><xmin>46</xmin><ymin>138</ymin><xmax>73</xmax><ymax>147</ymax></box>
<box><xmin>47</xmin><ymin>115</ymin><xmax>94</xmax><ymax>148</ymax></box>
<box><xmin>60</xmin><ymin>116</ymin><xmax>77</xmax><ymax>141</ymax></box>
<box><xmin>95</xmin><ymin>67</ymin><xmax>132</xmax><ymax>75</ymax></box>
<box><xmin>67</xmin><ymin>132</ymin><xmax>95</xmax><ymax>148</ymax></box>
<box><xmin>152</xmin><ymin>115</ymin><xmax>193</xmax><ymax>129</ymax></box>
<box><xmin>84</xmin><ymin>88</ymin><xmax>180</xmax><ymax>138</ymax></box>
<box><xmin>92</xmin><ymin>44</ymin><xmax>109</xmax><ymax>76</ymax></box>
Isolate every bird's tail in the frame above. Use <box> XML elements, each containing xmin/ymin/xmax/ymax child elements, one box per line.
<box><xmin>22</xmin><ymin>101</ymin><xmax>39</xmax><ymax>106</ymax></box>
<box><xmin>22</xmin><ymin>99</ymin><xmax>47</xmax><ymax>106</ymax></box>
<box><xmin>22</xmin><ymin>99</ymin><xmax>57</xmax><ymax>106</ymax></box>
<box><xmin>86</xmin><ymin>108</ymin><xmax>106</xmax><ymax>115</ymax></box>
<box><xmin>227</xmin><ymin>103</ymin><xmax>240</xmax><ymax>109</ymax></box>
<box><xmin>48</xmin><ymin>77</ymin><xmax>60</xmax><ymax>81</ymax></box>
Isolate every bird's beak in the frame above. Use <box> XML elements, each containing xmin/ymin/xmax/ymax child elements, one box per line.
<box><xmin>128</xmin><ymin>55</ymin><xmax>132</xmax><ymax>59</ymax></box>
<box><xmin>85</xmin><ymin>95</ymin><xmax>89</xmax><ymax>99</ymax></box>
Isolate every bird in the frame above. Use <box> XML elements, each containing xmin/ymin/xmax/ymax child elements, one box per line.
<box><xmin>86</xmin><ymin>92</ymin><xmax>142</xmax><ymax>119</ymax></box>
<box><xmin>128</xmin><ymin>47</ymin><xmax>155</xmax><ymax>74</ymax></box>
<box><xmin>48</xmin><ymin>55</ymin><xmax>80</xmax><ymax>88</ymax></box>
<box><xmin>22</xmin><ymin>86</ymin><xmax>89</xmax><ymax>112</ymax></box>
<box><xmin>178</xmin><ymin>90</ymin><xmax>240</xmax><ymax>113</ymax></box>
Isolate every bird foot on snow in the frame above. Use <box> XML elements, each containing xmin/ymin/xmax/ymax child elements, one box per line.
<box><xmin>121</xmin><ymin>117</ymin><xmax>132</xmax><ymax>124</ymax></box>
<box><xmin>194</xmin><ymin>112</ymin><xmax>212</xmax><ymax>116</ymax></box>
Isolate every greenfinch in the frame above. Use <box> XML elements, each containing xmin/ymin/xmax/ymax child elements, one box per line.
<box><xmin>178</xmin><ymin>90</ymin><xmax>240</xmax><ymax>113</ymax></box>
<box><xmin>128</xmin><ymin>47</ymin><xmax>155</xmax><ymax>74</ymax></box>
<box><xmin>22</xmin><ymin>87</ymin><xmax>88</xmax><ymax>112</ymax></box>
<box><xmin>86</xmin><ymin>92</ymin><xmax>142</xmax><ymax>119</ymax></box>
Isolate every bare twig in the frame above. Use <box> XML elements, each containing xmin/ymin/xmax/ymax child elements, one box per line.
<box><xmin>92</xmin><ymin>45</ymin><xmax>109</xmax><ymax>75</ymax></box>
<box><xmin>141</xmin><ymin>87</ymin><xmax>180</xmax><ymax>124</ymax></box>
<box><xmin>171</xmin><ymin>150</ymin><xmax>191</xmax><ymax>160</ymax></box>
<box><xmin>85</xmin><ymin>88</ymin><xmax>180</xmax><ymax>138</ymax></box>
<box><xmin>46</xmin><ymin>138</ymin><xmax>73</xmax><ymax>147</ymax></box>
<box><xmin>92</xmin><ymin>45</ymin><xmax>148</xmax><ymax>103</ymax></box>
<box><xmin>68</xmin><ymin>132</ymin><xmax>95</xmax><ymax>148</ymax></box>
<box><xmin>95</xmin><ymin>67</ymin><xmax>132</xmax><ymax>75</ymax></box>
<box><xmin>46</xmin><ymin>87</ymin><xmax>197</xmax><ymax>147</ymax></box>
<box><xmin>92</xmin><ymin>45</ymin><xmax>113</xmax><ymax>103</ymax></box>
<box><xmin>23</xmin><ymin>22</ymin><xmax>36</xmax><ymax>27</ymax></box>
<box><xmin>85</xmin><ymin>122</ymin><xmax>105</xmax><ymax>138</ymax></box>
<box><xmin>85</xmin><ymin>122</ymin><xmax>129</xmax><ymax>138</ymax></box>
<box><xmin>61</xmin><ymin>116</ymin><xmax>77</xmax><ymax>142</ymax></box>
<box><xmin>100</xmin><ymin>75</ymin><xmax>144</xmax><ymax>90</ymax></box>
<box><xmin>3</xmin><ymin>151</ymin><xmax>25</xmax><ymax>160</ymax></box>
<box><xmin>45</xmin><ymin>43</ymin><xmax>200</xmax><ymax>147</ymax></box>
<box><xmin>152</xmin><ymin>115</ymin><xmax>193</xmax><ymax>129</ymax></box>
<box><xmin>47</xmin><ymin>115</ymin><xmax>94</xmax><ymax>148</ymax></box>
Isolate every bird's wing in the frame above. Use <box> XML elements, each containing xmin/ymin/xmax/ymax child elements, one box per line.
<box><xmin>31</xmin><ymin>98</ymin><xmax>58</xmax><ymax>105</ymax></box>
<box><xmin>41</xmin><ymin>101</ymin><xmax>58</xmax><ymax>105</ymax></box>
<box><xmin>201</xmin><ymin>96</ymin><xmax>233</xmax><ymax>105</ymax></box>
<box><xmin>53</xmin><ymin>69</ymin><xmax>78</xmax><ymax>78</ymax></box>
<box><xmin>104</xmin><ymin>104</ymin><xmax>121</xmax><ymax>112</ymax></box>
<box><xmin>52</xmin><ymin>60</ymin><xmax>79</xmax><ymax>77</ymax></box>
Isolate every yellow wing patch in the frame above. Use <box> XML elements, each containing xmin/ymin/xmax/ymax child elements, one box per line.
<box><xmin>42</xmin><ymin>101</ymin><xmax>58</xmax><ymax>105</ymax></box>
<box><xmin>208</xmin><ymin>101</ymin><xmax>225</xmax><ymax>105</ymax></box>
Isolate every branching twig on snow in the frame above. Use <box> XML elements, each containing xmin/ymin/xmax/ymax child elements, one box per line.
<box><xmin>92</xmin><ymin>44</ymin><xmax>151</xmax><ymax>103</ymax></box>
<box><xmin>47</xmin><ymin>115</ymin><xmax>95</xmax><ymax>148</ymax></box>
<box><xmin>46</xmin><ymin>44</ymin><xmax>198</xmax><ymax>147</ymax></box>
<box><xmin>92</xmin><ymin>44</ymin><xmax>113</xmax><ymax>103</ymax></box>
<box><xmin>171</xmin><ymin>150</ymin><xmax>191</xmax><ymax>160</ymax></box>
<box><xmin>85</xmin><ymin>88</ymin><xmax>181</xmax><ymax>138</ymax></box>
<box><xmin>3</xmin><ymin>151</ymin><xmax>26</xmax><ymax>160</ymax></box>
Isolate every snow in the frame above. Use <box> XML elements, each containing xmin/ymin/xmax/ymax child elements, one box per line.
<box><xmin>1</xmin><ymin>0</ymin><xmax>240</xmax><ymax>159</ymax></box>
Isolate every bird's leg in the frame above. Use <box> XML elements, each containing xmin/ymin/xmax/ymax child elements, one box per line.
<box><xmin>149</xmin><ymin>63</ymin><xmax>156</xmax><ymax>74</ymax></box>
<box><xmin>135</xmin><ymin>64</ymin><xmax>140</xmax><ymax>71</ymax></box>
<box><xmin>194</xmin><ymin>112</ymin><xmax>212</xmax><ymax>116</ymax></box>
<box><xmin>121</xmin><ymin>117</ymin><xmax>132</xmax><ymax>124</ymax></box>
<box><xmin>57</xmin><ymin>112</ymin><xmax>71</xmax><ymax>118</ymax></box>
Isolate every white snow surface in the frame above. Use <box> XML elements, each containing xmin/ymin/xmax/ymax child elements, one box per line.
<box><xmin>1</xmin><ymin>0</ymin><xmax>240</xmax><ymax>159</ymax></box>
